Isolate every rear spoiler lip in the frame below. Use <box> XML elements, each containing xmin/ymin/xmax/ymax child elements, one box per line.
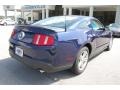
<box><xmin>15</xmin><ymin>25</ymin><xmax>65</xmax><ymax>33</ymax></box>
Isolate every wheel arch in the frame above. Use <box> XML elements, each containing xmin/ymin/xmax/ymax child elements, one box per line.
<box><xmin>84</xmin><ymin>43</ymin><xmax>92</xmax><ymax>55</ymax></box>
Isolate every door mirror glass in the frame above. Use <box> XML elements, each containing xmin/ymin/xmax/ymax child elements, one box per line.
<box><xmin>97</xmin><ymin>27</ymin><xmax>105</xmax><ymax>31</ymax></box>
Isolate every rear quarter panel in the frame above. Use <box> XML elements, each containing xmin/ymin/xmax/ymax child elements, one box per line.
<box><xmin>53</xmin><ymin>29</ymin><xmax>93</xmax><ymax>66</ymax></box>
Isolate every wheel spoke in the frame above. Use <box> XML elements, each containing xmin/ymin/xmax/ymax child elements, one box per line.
<box><xmin>78</xmin><ymin>50</ymin><xmax>89</xmax><ymax>70</ymax></box>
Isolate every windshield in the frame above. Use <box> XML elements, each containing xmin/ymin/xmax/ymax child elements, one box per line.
<box><xmin>32</xmin><ymin>16</ymin><xmax>80</xmax><ymax>29</ymax></box>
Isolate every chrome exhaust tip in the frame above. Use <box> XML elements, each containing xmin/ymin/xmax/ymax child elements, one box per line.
<box><xmin>39</xmin><ymin>70</ymin><xmax>45</xmax><ymax>73</ymax></box>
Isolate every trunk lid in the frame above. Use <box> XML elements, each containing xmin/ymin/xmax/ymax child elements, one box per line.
<box><xmin>12</xmin><ymin>25</ymin><xmax>58</xmax><ymax>44</ymax></box>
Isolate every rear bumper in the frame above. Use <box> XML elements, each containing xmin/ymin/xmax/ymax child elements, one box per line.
<box><xmin>9</xmin><ymin>37</ymin><xmax>76</xmax><ymax>72</ymax></box>
<box><xmin>9</xmin><ymin>48</ymin><xmax>71</xmax><ymax>72</ymax></box>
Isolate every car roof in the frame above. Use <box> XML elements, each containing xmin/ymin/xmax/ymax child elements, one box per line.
<box><xmin>50</xmin><ymin>15</ymin><xmax>95</xmax><ymax>20</ymax></box>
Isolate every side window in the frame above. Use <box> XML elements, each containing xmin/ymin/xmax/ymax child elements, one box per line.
<box><xmin>91</xmin><ymin>20</ymin><xmax>104</xmax><ymax>31</ymax></box>
<box><xmin>77</xmin><ymin>20</ymin><xmax>90</xmax><ymax>29</ymax></box>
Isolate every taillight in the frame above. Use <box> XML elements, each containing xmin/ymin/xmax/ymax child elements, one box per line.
<box><xmin>32</xmin><ymin>34</ymin><xmax>54</xmax><ymax>46</ymax></box>
<box><xmin>11</xmin><ymin>29</ymin><xmax>16</xmax><ymax>37</ymax></box>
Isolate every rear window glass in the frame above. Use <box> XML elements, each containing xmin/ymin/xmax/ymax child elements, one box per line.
<box><xmin>32</xmin><ymin>16</ymin><xmax>79</xmax><ymax>29</ymax></box>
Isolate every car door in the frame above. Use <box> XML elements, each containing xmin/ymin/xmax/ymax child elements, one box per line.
<box><xmin>90</xmin><ymin>19</ymin><xmax>110</xmax><ymax>50</ymax></box>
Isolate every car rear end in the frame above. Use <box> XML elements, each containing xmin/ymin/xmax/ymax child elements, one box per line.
<box><xmin>9</xmin><ymin>16</ymin><xmax>81</xmax><ymax>72</ymax></box>
<box><xmin>9</xmin><ymin>25</ymin><xmax>62</xmax><ymax>72</ymax></box>
<box><xmin>9</xmin><ymin>25</ymin><xmax>78</xmax><ymax>72</ymax></box>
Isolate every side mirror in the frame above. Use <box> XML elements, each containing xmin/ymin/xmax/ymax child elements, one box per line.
<box><xmin>97</xmin><ymin>28</ymin><xmax>105</xmax><ymax>31</ymax></box>
<box><xmin>105</xmin><ymin>26</ymin><xmax>111</xmax><ymax>31</ymax></box>
<box><xmin>105</xmin><ymin>25</ymin><xmax>109</xmax><ymax>28</ymax></box>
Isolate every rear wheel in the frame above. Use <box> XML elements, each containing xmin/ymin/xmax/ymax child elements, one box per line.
<box><xmin>71</xmin><ymin>47</ymin><xmax>89</xmax><ymax>75</ymax></box>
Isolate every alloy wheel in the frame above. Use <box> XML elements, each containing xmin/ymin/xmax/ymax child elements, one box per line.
<box><xmin>78</xmin><ymin>50</ymin><xmax>89</xmax><ymax>71</ymax></box>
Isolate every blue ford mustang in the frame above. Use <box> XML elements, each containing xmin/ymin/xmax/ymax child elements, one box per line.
<box><xmin>9</xmin><ymin>16</ymin><xmax>113</xmax><ymax>75</ymax></box>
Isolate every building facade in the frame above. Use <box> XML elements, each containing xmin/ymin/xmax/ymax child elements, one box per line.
<box><xmin>3</xmin><ymin>5</ymin><xmax>120</xmax><ymax>25</ymax></box>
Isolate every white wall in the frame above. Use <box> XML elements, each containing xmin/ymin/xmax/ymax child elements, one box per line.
<box><xmin>33</xmin><ymin>12</ymin><xmax>39</xmax><ymax>20</ymax></box>
<box><xmin>115</xmin><ymin>5</ymin><xmax>120</xmax><ymax>24</ymax></box>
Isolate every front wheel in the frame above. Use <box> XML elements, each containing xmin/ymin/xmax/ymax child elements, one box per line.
<box><xmin>71</xmin><ymin>47</ymin><xmax>89</xmax><ymax>75</ymax></box>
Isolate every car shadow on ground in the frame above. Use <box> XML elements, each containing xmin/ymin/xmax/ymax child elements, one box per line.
<box><xmin>0</xmin><ymin>57</ymin><xmax>76</xmax><ymax>85</ymax></box>
<box><xmin>0</xmin><ymin>50</ymin><xmax>108</xmax><ymax>85</ymax></box>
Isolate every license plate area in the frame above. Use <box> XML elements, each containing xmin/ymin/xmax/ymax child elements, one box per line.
<box><xmin>15</xmin><ymin>47</ymin><xmax>23</xmax><ymax>57</ymax></box>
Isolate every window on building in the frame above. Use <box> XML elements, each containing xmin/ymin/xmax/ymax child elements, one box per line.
<box><xmin>28</xmin><ymin>17</ymin><xmax>31</xmax><ymax>21</ymax></box>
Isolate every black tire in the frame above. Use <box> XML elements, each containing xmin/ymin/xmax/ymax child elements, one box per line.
<box><xmin>3</xmin><ymin>22</ymin><xmax>7</xmax><ymax>26</ymax></box>
<box><xmin>71</xmin><ymin>47</ymin><xmax>89</xmax><ymax>75</ymax></box>
<box><xmin>106</xmin><ymin>36</ymin><xmax>113</xmax><ymax>51</ymax></box>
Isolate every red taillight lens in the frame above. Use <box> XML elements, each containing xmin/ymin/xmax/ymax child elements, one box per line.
<box><xmin>11</xmin><ymin>29</ymin><xmax>16</xmax><ymax>37</ymax></box>
<box><xmin>32</xmin><ymin>34</ymin><xmax>54</xmax><ymax>46</ymax></box>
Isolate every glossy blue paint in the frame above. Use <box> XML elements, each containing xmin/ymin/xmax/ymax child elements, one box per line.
<box><xmin>9</xmin><ymin>16</ymin><xmax>112</xmax><ymax>72</ymax></box>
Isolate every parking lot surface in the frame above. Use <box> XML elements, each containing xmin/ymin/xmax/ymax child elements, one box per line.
<box><xmin>0</xmin><ymin>26</ymin><xmax>120</xmax><ymax>85</ymax></box>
